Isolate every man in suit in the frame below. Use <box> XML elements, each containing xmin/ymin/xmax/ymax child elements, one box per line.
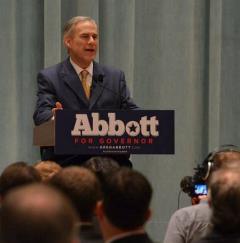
<box><xmin>33</xmin><ymin>16</ymin><xmax>138</xmax><ymax>167</ymax></box>
<box><xmin>96</xmin><ymin>168</ymin><xmax>154</xmax><ymax>243</ymax></box>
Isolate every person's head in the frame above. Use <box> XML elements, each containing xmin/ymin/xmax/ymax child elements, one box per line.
<box><xmin>34</xmin><ymin>160</ymin><xmax>62</xmax><ymax>182</ymax></box>
<box><xmin>50</xmin><ymin>166</ymin><xmax>101</xmax><ymax>222</ymax></box>
<box><xmin>198</xmin><ymin>147</ymin><xmax>240</xmax><ymax>182</ymax></box>
<box><xmin>190</xmin><ymin>148</ymin><xmax>240</xmax><ymax>204</ymax></box>
<box><xmin>204</xmin><ymin>149</ymin><xmax>240</xmax><ymax>185</ymax></box>
<box><xmin>84</xmin><ymin>156</ymin><xmax>120</xmax><ymax>194</ymax></box>
<box><xmin>96</xmin><ymin>168</ymin><xmax>152</xmax><ymax>232</ymax></box>
<box><xmin>63</xmin><ymin>16</ymin><xmax>98</xmax><ymax>68</ymax></box>
<box><xmin>0</xmin><ymin>161</ymin><xmax>41</xmax><ymax>198</ymax></box>
<box><xmin>212</xmin><ymin>150</ymin><xmax>240</xmax><ymax>170</ymax></box>
<box><xmin>0</xmin><ymin>183</ymin><xmax>79</xmax><ymax>243</ymax></box>
<box><xmin>208</xmin><ymin>166</ymin><xmax>240</xmax><ymax>234</ymax></box>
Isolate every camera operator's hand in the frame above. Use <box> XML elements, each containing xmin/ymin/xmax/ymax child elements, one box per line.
<box><xmin>191</xmin><ymin>195</ymin><xmax>208</xmax><ymax>205</ymax></box>
<box><xmin>198</xmin><ymin>195</ymin><xmax>208</xmax><ymax>201</ymax></box>
<box><xmin>191</xmin><ymin>196</ymin><xmax>200</xmax><ymax>205</ymax></box>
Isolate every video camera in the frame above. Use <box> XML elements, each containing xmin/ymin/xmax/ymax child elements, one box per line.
<box><xmin>180</xmin><ymin>164</ymin><xmax>208</xmax><ymax>197</ymax></box>
<box><xmin>180</xmin><ymin>144</ymin><xmax>240</xmax><ymax>198</ymax></box>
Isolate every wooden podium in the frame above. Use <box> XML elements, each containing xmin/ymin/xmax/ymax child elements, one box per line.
<box><xmin>33</xmin><ymin>120</ymin><xmax>55</xmax><ymax>147</ymax></box>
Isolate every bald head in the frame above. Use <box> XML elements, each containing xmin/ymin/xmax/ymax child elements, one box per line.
<box><xmin>0</xmin><ymin>184</ymin><xmax>79</xmax><ymax>243</ymax></box>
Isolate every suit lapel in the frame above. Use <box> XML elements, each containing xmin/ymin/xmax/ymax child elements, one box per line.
<box><xmin>60</xmin><ymin>58</ymin><xmax>89</xmax><ymax>107</ymax></box>
<box><xmin>89</xmin><ymin>61</ymin><xmax>105</xmax><ymax>109</ymax></box>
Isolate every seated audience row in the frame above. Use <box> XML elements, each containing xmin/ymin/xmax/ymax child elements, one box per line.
<box><xmin>2</xmin><ymin>147</ymin><xmax>240</xmax><ymax>243</ymax></box>
<box><xmin>0</xmin><ymin>156</ymin><xmax>154</xmax><ymax>243</ymax></box>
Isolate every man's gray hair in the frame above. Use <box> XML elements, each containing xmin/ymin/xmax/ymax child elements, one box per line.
<box><xmin>63</xmin><ymin>16</ymin><xmax>97</xmax><ymax>38</ymax></box>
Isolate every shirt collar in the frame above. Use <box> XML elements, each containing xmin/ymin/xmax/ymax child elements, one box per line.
<box><xmin>106</xmin><ymin>229</ymin><xmax>145</xmax><ymax>243</ymax></box>
<box><xmin>70</xmin><ymin>58</ymin><xmax>93</xmax><ymax>77</ymax></box>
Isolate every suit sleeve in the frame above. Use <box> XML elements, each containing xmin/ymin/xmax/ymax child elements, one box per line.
<box><xmin>33</xmin><ymin>72</ymin><xmax>57</xmax><ymax>125</ymax></box>
<box><xmin>119</xmin><ymin>71</ymin><xmax>139</xmax><ymax>110</ymax></box>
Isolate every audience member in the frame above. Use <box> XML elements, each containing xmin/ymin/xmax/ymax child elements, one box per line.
<box><xmin>163</xmin><ymin>148</ymin><xmax>240</xmax><ymax>243</ymax></box>
<box><xmin>34</xmin><ymin>160</ymin><xmax>62</xmax><ymax>182</ymax></box>
<box><xmin>50</xmin><ymin>166</ymin><xmax>102</xmax><ymax>243</ymax></box>
<box><xmin>0</xmin><ymin>161</ymin><xmax>41</xmax><ymax>199</ymax></box>
<box><xmin>96</xmin><ymin>168</ymin><xmax>154</xmax><ymax>243</ymax></box>
<box><xmin>0</xmin><ymin>183</ymin><xmax>79</xmax><ymax>243</ymax></box>
<box><xmin>195</xmin><ymin>166</ymin><xmax>240</xmax><ymax>242</ymax></box>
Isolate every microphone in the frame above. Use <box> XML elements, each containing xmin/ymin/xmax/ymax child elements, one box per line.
<box><xmin>92</xmin><ymin>74</ymin><xmax>104</xmax><ymax>87</ymax></box>
<box><xmin>91</xmin><ymin>74</ymin><xmax>137</xmax><ymax>110</ymax></box>
<box><xmin>180</xmin><ymin>176</ymin><xmax>194</xmax><ymax>194</ymax></box>
<box><xmin>96</xmin><ymin>74</ymin><xmax>104</xmax><ymax>83</ymax></box>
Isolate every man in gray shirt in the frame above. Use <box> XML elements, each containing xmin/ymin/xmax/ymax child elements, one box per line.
<box><xmin>164</xmin><ymin>148</ymin><xmax>240</xmax><ymax>243</ymax></box>
<box><xmin>163</xmin><ymin>201</ymin><xmax>211</xmax><ymax>243</ymax></box>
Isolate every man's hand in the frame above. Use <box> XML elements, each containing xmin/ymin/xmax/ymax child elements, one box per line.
<box><xmin>52</xmin><ymin>102</ymin><xmax>63</xmax><ymax>118</ymax></box>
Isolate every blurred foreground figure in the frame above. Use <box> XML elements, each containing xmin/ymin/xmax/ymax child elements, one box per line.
<box><xmin>0</xmin><ymin>184</ymin><xmax>79</xmax><ymax>243</ymax></box>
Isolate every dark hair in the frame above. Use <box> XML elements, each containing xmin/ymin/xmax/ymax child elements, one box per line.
<box><xmin>209</xmin><ymin>167</ymin><xmax>240</xmax><ymax>234</ymax></box>
<box><xmin>50</xmin><ymin>166</ymin><xmax>101</xmax><ymax>221</ymax></box>
<box><xmin>0</xmin><ymin>161</ymin><xmax>41</xmax><ymax>197</ymax></box>
<box><xmin>102</xmin><ymin>168</ymin><xmax>152</xmax><ymax>230</ymax></box>
<box><xmin>84</xmin><ymin>156</ymin><xmax>120</xmax><ymax>194</ymax></box>
<box><xmin>0</xmin><ymin>184</ymin><xmax>78</xmax><ymax>243</ymax></box>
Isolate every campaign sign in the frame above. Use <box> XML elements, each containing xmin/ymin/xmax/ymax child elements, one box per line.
<box><xmin>55</xmin><ymin>110</ymin><xmax>174</xmax><ymax>155</ymax></box>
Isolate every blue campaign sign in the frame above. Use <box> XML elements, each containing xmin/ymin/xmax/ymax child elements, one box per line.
<box><xmin>55</xmin><ymin>110</ymin><xmax>174</xmax><ymax>155</ymax></box>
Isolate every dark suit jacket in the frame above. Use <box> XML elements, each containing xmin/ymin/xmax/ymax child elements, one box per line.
<box><xmin>33</xmin><ymin>57</ymin><xmax>138</xmax><ymax>125</ymax></box>
<box><xmin>194</xmin><ymin>228</ymin><xmax>240</xmax><ymax>243</ymax></box>
<box><xmin>33</xmin><ymin>58</ymin><xmax>138</xmax><ymax>166</ymax></box>
<box><xmin>79</xmin><ymin>224</ymin><xmax>103</xmax><ymax>243</ymax></box>
<box><xmin>195</xmin><ymin>231</ymin><xmax>240</xmax><ymax>243</ymax></box>
<box><xmin>111</xmin><ymin>233</ymin><xmax>153</xmax><ymax>243</ymax></box>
